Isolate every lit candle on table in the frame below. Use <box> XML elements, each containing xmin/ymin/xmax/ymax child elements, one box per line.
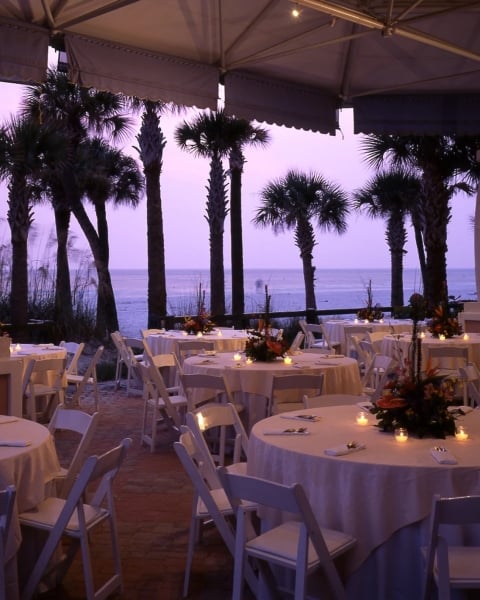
<box><xmin>233</xmin><ymin>352</ymin><xmax>242</xmax><ymax>362</ymax></box>
<box><xmin>439</xmin><ymin>334</ymin><xmax>446</xmax><ymax>341</ymax></box>
<box><xmin>420</xmin><ymin>332</ymin><xmax>426</xmax><ymax>339</ymax></box>
<box><xmin>354</xmin><ymin>318</ymin><xmax>358</xmax><ymax>324</ymax></box>
<box><xmin>394</xmin><ymin>428</ymin><xmax>408</xmax><ymax>443</ymax></box>
<box><xmin>283</xmin><ymin>356</ymin><xmax>293</xmax><ymax>365</ymax></box>
<box><xmin>455</xmin><ymin>426</ymin><xmax>469</xmax><ymax>441</ymax></box>
<box><xmin>196</xmin><ymin>331</ymin><xmax>203</xmax><ymax>337</ymax></box>
<box><xmin>217</xmin><ymin>330</ymin><xmax>222</xmax><ymax>337</ymax></box>
<box><xmin>463</xmin><ymin>333</ymin><xmax>470</xmax><ymax>341</ymax></box>
<box><xmin>356</xmin><ymin>411</ymin><xmax>369</xmax><ymax>426</ymax></box>
<box><xmin>15</xmin><ymin>343</ymin><xmax>21</xmax><ymax>351</ymax></box>
<box><xmin>182</xmin><ymin>331</ymin><xmax>188</xmax><ymax>336</ymax></box>
<box><xmin>245</xmin><ymin>357</ymin><xmax>253</xmax><ymax>365</ymax></box>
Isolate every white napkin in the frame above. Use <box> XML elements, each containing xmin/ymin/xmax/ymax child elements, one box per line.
<box><xmin>447</xmin><ymin>405</ymin><xmax>475</xmax><ymax>415</ymax></box>
<box><xmin>324</xmin><ymin>442</ymin><xmax>366</xmax><ymax>456</ymax></box>
<box><xmin>430</xmin><ymin>447</ymin><xmax>457</xmax><ymax>464</ymax></box>
<box><xmin>0</xmin><ymin>416</ymin><xmax>18</xmax><ymax>424</ymax></box>
<box><xmin>280</xmin><ymin>414</ymin><xmax>321</xmax><ymax>422</ymax></box>
<box><xmin>263</xmin><ymin>428</ymin><xmax>309</xmax><ymax>436</ymax></box>
<box><xmin>356</xmin><ymin>401</ymin><xmax>373</xmax><ymax>412</ymax></box>
<box><xmin>0</xmin><ymin>440</ymin><xmax>31</xmax><ymax>447</ymax></box>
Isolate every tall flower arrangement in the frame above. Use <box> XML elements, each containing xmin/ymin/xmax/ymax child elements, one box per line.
<box><xmin>244</xmin><ymin>285</ymin><xmax>287</xmax><ymax>361</ymax></box>
<box><xmin>427</xmin><ymin>303</ymin><xmax>462</xmax><ymax>338</ymax></box>
<box><xmin>357</xmin><ymin>279</ymin><xmax>384</xmax><ymax>322</ymax></box>
<box><xmin>183</xmin><ymin>284</ymin><xmax>215</xmax><ymax>334</ymax></box>
<box><xmin>372</xmin><ymin>293</ymin><xmax>457</xmax><ymax>438</ymax></box>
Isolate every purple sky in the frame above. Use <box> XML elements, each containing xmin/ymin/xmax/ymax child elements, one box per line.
<box><xmin>0</xmin><ymin>79</ymin><xmax>475</xmax><ymax>272</ymax></box>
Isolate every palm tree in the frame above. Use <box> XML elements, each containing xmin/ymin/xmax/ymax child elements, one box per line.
<box><xmin>22</xmin><ymin>69</ymin><xmax>133</xmax><ymax>339</ymax></box>
<box><xmin>361</xmin><ymin>135</ymin><xmax>480</xmax><ymax>311</ymax></box>
<box><xmin>0</xmin><ymin>115</ymin><xmax>64</xmax><ymax>340</ymax></box>
<box><xmin>225</xmin><ymin>119</ymin><xmax>270</xmax><ymax>319</ymax></box>
<box><xmin>175</xmin><ymin>110</ymin><xmax>232</xmax><ymax>316</ymax></box>
<box><xmin>133</xmin><ymin>100</ymin><xmax>180</xmax><ymax>328</ymax></box>
<box><xmin>78</xmin><ymin>138</ymin><xmax>143</xmax><ymax>336</ymax></box>
<box><xmin>254</xmin><ymin>170</ymin><xmax>349</xmax><ymax>312</ymax></box>
<box><xmin>353</xmin><ymin>169</ymin><xmax>422</xmax><ymax>308</ymax></box>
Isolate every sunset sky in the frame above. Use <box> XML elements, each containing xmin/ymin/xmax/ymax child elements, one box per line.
<box><xmin>0</xmin><ymin>78</ymin><xmax>475</xmax><ymax>272</ymax></box>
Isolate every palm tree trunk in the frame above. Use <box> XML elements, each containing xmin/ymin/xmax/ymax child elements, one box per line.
<box><xmin>8</xmin><ymin>179</ymin><xmax>30</xmax><ymax>341</ymax></box>
<box><xmin>296</xmin><ymin>221</ymin><xmax>317</xmax><ymax>311</ymax></box>
<box><xmin>421</xmin><ymin>168</ymin><xmax>450</xmax><ymax>311</ymax></box>
<box><xmin>386</xmin><ymin>215</ymin><xmax>406</xmax><ymax>308</ymax></box>
<box><xmin>53</xmin><ymin>204</ymin><xmax>74</xmax><ymax>336</ymax></box>
<box><xmin>207</xmin><ymin>155</ymin><xmax>227</xmax><ymax>316</ymax></box>
<box><xmin>229</xmin><ymin>149</ymin><xmax>245</xmax><ymax>319</ymax></box>
<box><xmin>69</xmin><ymin>192</ymin><xmax>119</xmax><ymax>338</ymax></box>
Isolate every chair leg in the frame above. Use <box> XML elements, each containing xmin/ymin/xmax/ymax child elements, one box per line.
<box><xmin>183</xmin><ymin>507</ymin><xmax>199</xmax><ymax>597</ymax></box>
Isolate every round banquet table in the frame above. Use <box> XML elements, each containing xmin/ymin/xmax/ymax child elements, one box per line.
<box><xmin>381</xmin><ymin>332</ymin><xmax>480</xmax><ymax>369</ymax></box>
<box><xmin>0</xmin><ymin>416</ymin><xmax>61</xmax><ymax>597</ymax></box>
<box><xmin>146</xmin><ymin>329</ymin><xmax>248</xmax><ymax>356</ymax></box>
<box><xmin>183</xmin><ymin>352</ymin><xmax>362</xmax><ymax>429</ymax></box>
<box><xmin>249</xmin><ymin>405</ymin><xmax>480</xmax><ymax>600</ymax></box>
<box><xmin>323</xmin><ymin>319</ymin><xmax>418</xmax><ymax>354</ymax></box>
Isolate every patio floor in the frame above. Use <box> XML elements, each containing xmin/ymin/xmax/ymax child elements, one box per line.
<box><xmin>32</xmin><ymin>381</ymin><xmax>250</xmax><ymax>600</ymax></box>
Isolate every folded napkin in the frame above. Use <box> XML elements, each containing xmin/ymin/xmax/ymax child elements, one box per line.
<box><xmin>0</xmin><ymin>440</ymin><xmax>31</xmax><ymax>447</ymax></box>
<box><xmin>430</xmin><ymin>447</ymin><xmax>457</xmax><ymax>464</ymax></box>
<box><xmin>0</xmin><ymin>416</ymin><xmax>18</xmax><ymax>424</ymax></box>
<box><xmin>356</xmin><ymin>401</ymin><xmax>374</xmax><ymax>412</ymax></box>
<box><xmin>324</xmin><ymin>442</ymin><xmax>366</xmax><ymax>456</ymax></box>
<box><xmin>447</xmin><ymin>405</ymin><xmax>475</xmax><ymax>415</ymax></box>
<box><xmin>280</xmin><ymin>414</ymin><xmax>321</xmax><ymax>422</ymax></box>
<box><xmin>263</xmin><ymin>428</ymin><xmax>309</xmax><ymax>436</ymax></box>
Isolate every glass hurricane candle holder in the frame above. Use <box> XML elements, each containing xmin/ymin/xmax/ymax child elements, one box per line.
<box><xmin>394</xmin><ymin>428</ymin><xmax>408</xmax><ymax>443</ymax></box>
<box><xmin>356</xmin><ymin>411</ymin><xmax>369</xmax><ymax>426</ymax></box>
<box><xmin>283</xmin><ymin>356</ymin><xmax>293</xmax><ymax>365</ymax></box>
<box><xmin>455</xmin><ymin>426</ymin><xmax>469</xmax><ymax>441</ymax></box>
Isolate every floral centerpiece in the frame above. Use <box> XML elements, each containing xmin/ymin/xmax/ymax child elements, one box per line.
<box><xmin>427</xmin><ymin>303</ymin><xmax>462</xmax><ymax>338</ymax></box>
<box><xmin>371</xmin><ymin>293</ymin><xmax>457</xmax><ymax>438</ymax></box>
<box><xmin>357</xmin><ymin>279</ymin><xmax>384</xmax><ymax>322</ymax></box>
<box><xmin>183</xmin><ymin>284</ymin><xmax>215</xmax><ymax>334</ymax></box>
<box><xmin>244</xmin><ymin>286</ymin><xmax>287</xmax><ymax>362</ymax></box>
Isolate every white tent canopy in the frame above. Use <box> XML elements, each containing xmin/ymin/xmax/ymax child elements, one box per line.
<box><xmin>1</xmin><ymin>1</ymin><xmax>480</xmax><ymax>134</ymax></box>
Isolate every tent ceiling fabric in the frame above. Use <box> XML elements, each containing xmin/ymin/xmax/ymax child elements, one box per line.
<box><xmin>1</xmin><ymin>1</ymin><xmax>480</xmax><ymax>134</ymax></box>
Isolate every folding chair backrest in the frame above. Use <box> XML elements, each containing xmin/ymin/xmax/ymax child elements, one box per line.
<box><xmin>219</xmin><ymin>469</ymin><xmax>350</xmax><ymax>600</ymax></box>
<box><xmin>60</xmin><ymin>341</ymin><xmax>85</xmax><ymax>376</ymax></box>
<box><xmin>0</xmin><ymin>484</ymin><xmax>16</xmax><ymax>583</ymax></box>
<box><xmin>68</xmin><ymin>345</ymin><xmax>104</xmax><ymax>408</ymax></box>
<box><xmin>175</xmin><ymin>340</ymin><xmax>215</xmax><ymax>365</ymax></box>
<box><xmin>138</xmin><ymin>361</ymin><xmax>184</xmax><ymax>429</ymax></box>
<box><xmin>186</xmin><ymin>402</ymin><xmax>249</xmax><ymax>467</ymax></box>
<box><xmin>180</xmin><ymin>372</ymin><xmax>234</xmax><ymax>412</ymax></box>
<box><xmin>48</xmin><ymin>405</ymin><xmax>101</xmax><ymax>498</ymax></box>
<box><xmin>268</xmin><ymin>372</ymin><xmax>324</xmax><ymax>416</ymax></box>
<box><xmin>289</xmin><ymin>332</ymin><xmax>304</xmax><ymax>352</ymax></box>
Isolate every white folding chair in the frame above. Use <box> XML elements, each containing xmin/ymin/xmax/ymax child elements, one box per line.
<box><xmin>48</xmin><ymin>404</ymin><xmax>101</xmax><ymax>498</ymax></box>
<box><xmin>267</xmin><ymin>372</ymin><xmax>324</xmax><ymax>416</ymax></box>
<box><xmin>64</xmin><ymin>345</ymin><xmax>104</xmax><ymax>412</ymax></box>
<box><xmin>218</xmin><ymin>468</ymin><xmax>356</xmax><ymax>600</ymax></box>
<box><xmin>427</xmin><ymin>346</ymin><xmax>469</xmax><ymax>378</ymax></box>
<box><xmin>186</xmin><ymin>403</ymin><xmax>249</xmax><ymax>473</ymax></box>
<box><xmin>366</xmin><ymin>331</ymin><xmax>387</xmax><ymax>353</ymax></box>
<box><xmin>140</xmin><ymin>328</ymin><xmax>165</xmax><ymax>338</ymax></box>
<box><xmin>458</xmin><ymin>362</ymin><xmax>480</xmax><ymax>407</ymax></box>
<box><xmin>180</xmin><ymin>372</ymin><xmax>236</xmax><ymax>413</ymax></box>
<box><xmin>110</xmin><ymin>332</ymin><xmax>142</xmax><ymax>395</ymax></box>
<box><xmin>137</xmin><ymin>361</ymin><xmax>188</xmax><ymax>452</ymax></box>
<box><xmin>173</xmin><ymin>428</ymin><xmax>257</xmax><ymax>599</ymax></box>
<box><xmin>60</xmin><ymin>341</ymin><xmax>86</xmax><ymax>378</ymax></box>
<box><xmin>142</xmin><ymin>339</ymin><xmax>180</xmax><ymax>392</ymax></box>
<box><xmin>19</xmin><ymin>438</ymin><xmax>131</xmax><ymax>600</ymax></box>
<box><xmin>175</xmin><ymin>340</ymin><xmax>215</xmax><ymax>366</ymax></box>
<box><xmin>23</xmin><ymin>357</ymin><xmax>67</xmax><ymax>422</ymax></box>
<box><xmin>421</xmin><ymin>494</ymin><xmax>480</xmax><ymax>600</ymax></box>
<box><xmin>344</xmin><ymin>325</ymin><xmax>371</xmax><ymax>359</ymax></box>
<box><xmin>289</xmin><ymin>332</ymin><xmax>305</xmax><ymax>353</ymax></box>
<box><xmin>0</xmin><ymin>485</ymin><xmax>17</xmax><ymax>600</ymax></box>
<box><xmin>361</xmin><ymin>354</ymin><xmax>397</xmax><ymax>403</ymax></box>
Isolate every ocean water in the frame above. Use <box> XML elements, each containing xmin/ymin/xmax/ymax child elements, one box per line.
<box><xmin>111</xmin><ymin>268</ymin><xmax>477</xmax><ymax>338</ymax></box>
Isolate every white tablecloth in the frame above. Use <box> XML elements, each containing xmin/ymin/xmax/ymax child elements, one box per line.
<box><xmin>381</xmin><ymin>332</ymin><xmax>480</xmax><ymax>370</ymax></box>
<box><xmin>324</xmin><ymin>319</ymin><xmax>417</xmax><ymax>354</ymax></box>
<box><xmin>0</xmin><ymin>417</ymin><xmax>60</xmax><ymax>597</ymax></box>
<box><xmin>146</xmin><ymin>329</ymin><xmax>248</xmax><ymax>357</ymax></box>
<box><xmin>249</xmin><ymin>405</ymin><xmax>480</xmax><ymax>600</ymax></box>
<box><xmin>183</xmin><ymin>352</ymin><xmax>362</xmax><ymax>428</ymax></box>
